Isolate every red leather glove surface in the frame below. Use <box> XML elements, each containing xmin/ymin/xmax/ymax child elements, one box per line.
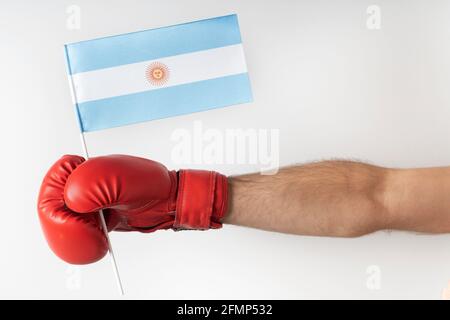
<box><xmin>38</xmin><ymin>154</ymin><xmax>228</xmax><ymax>264</ymax></box>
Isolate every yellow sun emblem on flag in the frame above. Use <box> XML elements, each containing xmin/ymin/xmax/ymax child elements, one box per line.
<box><xmin>145</xmin><ymin>62</ymin><xmax>170</xmax><ymax>86</ymax></box>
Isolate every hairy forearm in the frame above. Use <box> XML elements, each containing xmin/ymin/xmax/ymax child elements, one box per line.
<box><xmin>223</xmin><ymin>161</ymin><xmax>450</xmax><ymax>237</ymax></box>
<box><xmin>224</xmin><ymin>161</ymin><xmax>389</xmax><ymax>237</ymax></box>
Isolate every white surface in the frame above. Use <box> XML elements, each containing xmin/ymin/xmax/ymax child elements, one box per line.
<box><xmin>73</xmin><ymin>44</ymin><xmax>247</xmax><ymax>103</ymax></box>
<box><xmin>1</xmin><ymin>0</ymin><xmax>450</xmax><ymax>299</ymax></box>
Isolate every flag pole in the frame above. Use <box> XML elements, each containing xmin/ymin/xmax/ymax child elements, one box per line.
<box><xmin>80</xmin><ymin>132</ymin><xmax>125</xmax><ymax>296</ymax></box>
<box><xmin>65</xmin><ymin>48</ymin><xmax>124</xmax><ymax>295</ymax></box>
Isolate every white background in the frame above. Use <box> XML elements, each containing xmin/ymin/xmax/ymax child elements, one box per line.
<box><xmin>1</xmin><ymin>0</ymin><xmax>450</xmax><ymax>299</ymax></box>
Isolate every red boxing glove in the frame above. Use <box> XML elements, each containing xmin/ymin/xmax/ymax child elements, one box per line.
<box><xmin>38</xmin><ymin>154</ymin><xmax>228</xmax><ymax>264</ymax></box>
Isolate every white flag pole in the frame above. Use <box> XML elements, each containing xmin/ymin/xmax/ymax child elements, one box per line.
<box><xmin>80</xmin><ymin>132</ymin><xmax>125</xmax><ymax>296</ymax></box>
<box><xmin>66</xmin><ymin>54</ymin><xmax>124</xmax><ymax>295</ymax></box>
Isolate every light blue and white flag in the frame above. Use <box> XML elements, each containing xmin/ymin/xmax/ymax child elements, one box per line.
<box><xmin>64</xmin><ymin>14</ymin><xmax>253</xmax><ymax>132</ymax></box>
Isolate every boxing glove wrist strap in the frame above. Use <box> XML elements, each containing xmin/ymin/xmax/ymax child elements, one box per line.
<box><xmin>174</xmin><ymin>169</ymin><xmax>228</xmax><ymax>230</ymax></box>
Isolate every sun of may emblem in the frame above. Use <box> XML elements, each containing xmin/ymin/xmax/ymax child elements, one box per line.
<box><xmin>145</xmin><ymin>62</ymin><xmax>170</xmax><ymax>86</ymax></box>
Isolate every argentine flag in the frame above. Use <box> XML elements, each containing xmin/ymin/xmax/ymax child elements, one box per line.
<box><xmin>64</xmin><ymin>14</ymin><xmax>253</xmax><ymax>132</ymax></box>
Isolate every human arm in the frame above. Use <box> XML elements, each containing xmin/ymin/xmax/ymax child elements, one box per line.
<box><xmin>38</xmin><ymin>155</ymin><xmax>450</xmax><ymax>264</ymax></box>
<box><xmin>223</xmin><ymin>161</ymin><xmax>450</xmax><ymax>236</ymax></box>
